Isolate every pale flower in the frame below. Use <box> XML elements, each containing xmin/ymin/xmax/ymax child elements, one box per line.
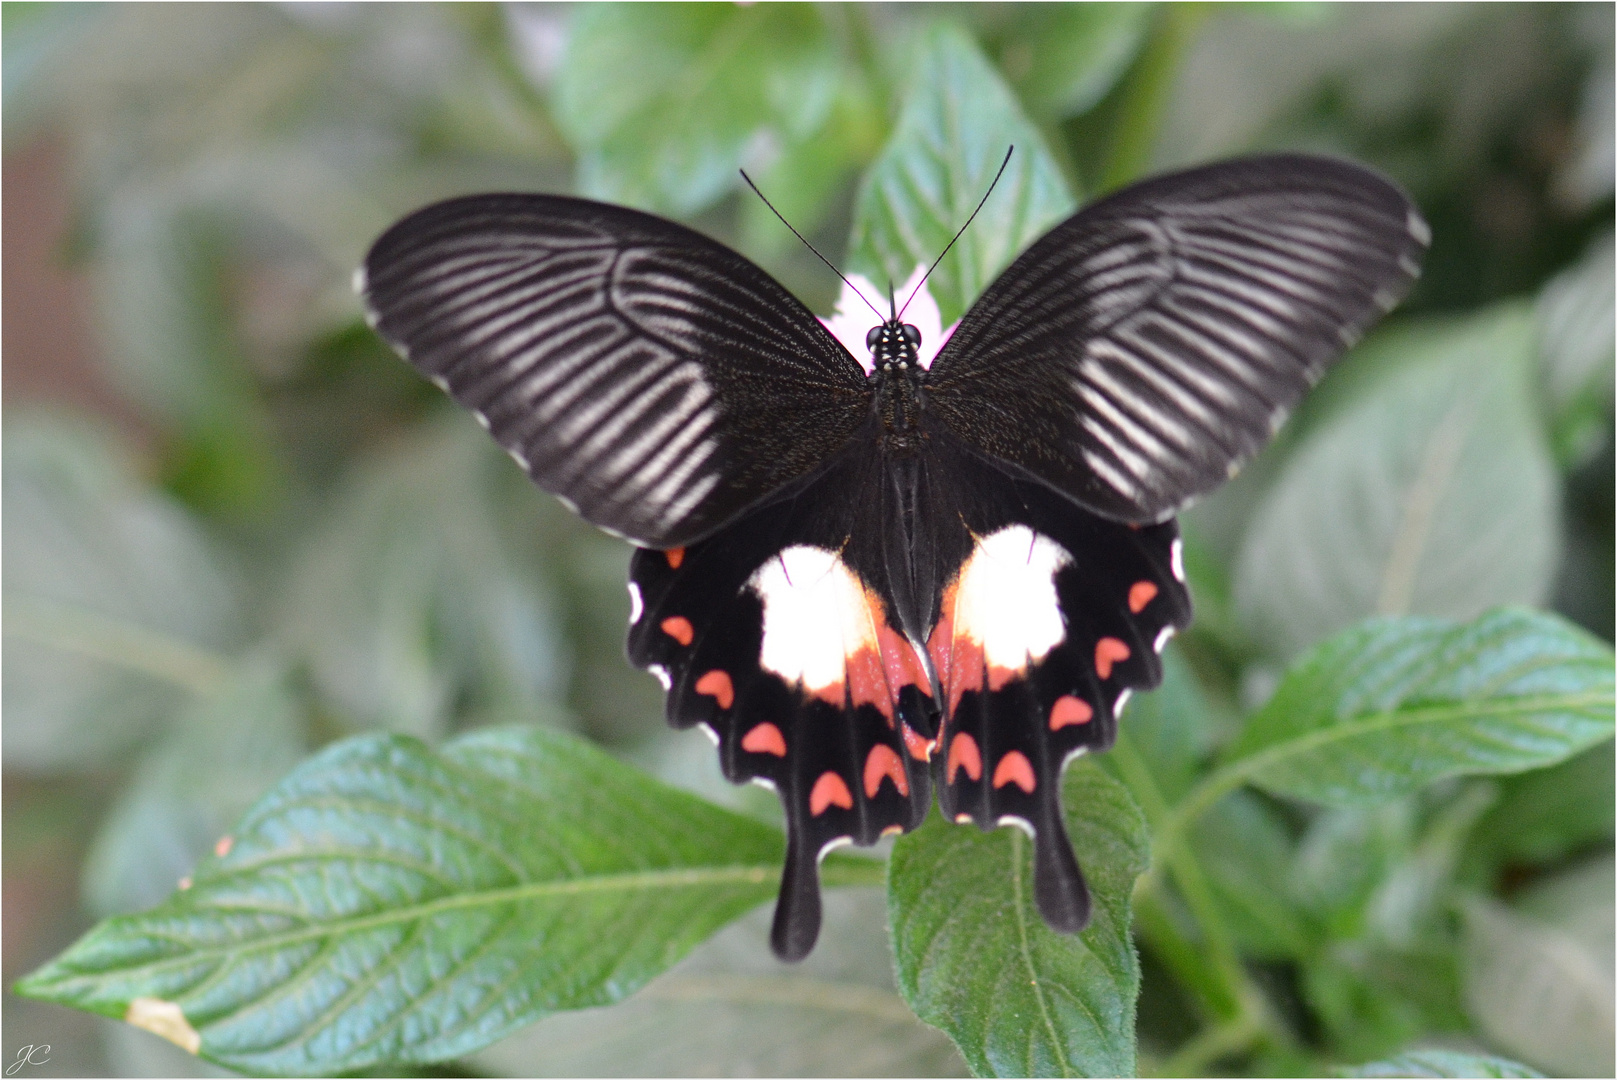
<box><xmin>819</xmin><ymin>265</ymin><xmax>957</xmax><ymax>376</ymax></box>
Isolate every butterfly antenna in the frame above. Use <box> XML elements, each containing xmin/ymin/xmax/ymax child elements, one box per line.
<box><xmin>898</xmin><ymin>146</ymin><xmax>1015</xmax><ymax>321</ymax></box>
<box><xmin>739</xmin><ymin>169</ymin><xmax>885</xmax><ymax>323</ymax></box>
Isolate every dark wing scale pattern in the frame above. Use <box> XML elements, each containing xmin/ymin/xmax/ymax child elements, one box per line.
<box><xmin>626</xmin><ymin>488</ymin><xmax>932</xmax><ymax>960</ymax></box>
<box><xmin>933</xmin><ymin>467</ymin><xmax>1192</xmax><ymax>930</ymax></box>
<box><xmin>360</xmin><ymin>194</ymin><xmax>869</xmax><ymax>547</ymax></box>
<box><xmin>927</xmin><ymin>154</ymin><xmax>1429</xmax><ymax>523</ymax></box>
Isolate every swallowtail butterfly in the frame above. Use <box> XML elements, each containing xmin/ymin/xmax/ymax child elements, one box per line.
<box><xmin>359</xmin><ymin>154</ymin><xmax>1427</xmax><ymax>960</ymax></box>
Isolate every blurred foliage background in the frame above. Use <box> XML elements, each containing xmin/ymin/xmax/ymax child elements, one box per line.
<box><xmin>2</xmin><ymin>3</ymin><xmax>1611</xmax><ymax>1076</ymax></box>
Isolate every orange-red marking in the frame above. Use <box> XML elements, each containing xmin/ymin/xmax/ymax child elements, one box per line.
<box><xmin>798</xmin><ymin>582</ymin><xmax>931</xmax><ymax>719</ymax></box>
<box><xmin>660</xmin><ymin>616</ymin><xmax>694</xmax><ymax>646</ymax></box>
<box><xmin>695</xmin><ymin>670</ymin><xmax>734</xmax><ymax>709</ymax></box>
<box><xmin>1128</xmin><ymin>580</ymin><xmax>1159</xmax><ymax>613</ymax></box>
<box><xmin>1095</xmin><ymin>637</ymin><xmax>1131</xmax><ymax>679</ymax></box>
<box><xmin>992</xmin><ymin>751</ymin><xmax>1037</xmax><ymax>793</ymax></box>
<box><xmin>901</xmin><ymin>723</ymin><xmax>934</xmax><ymax>761</ymax></box>
<box><xmin>1049</xmin><ymin>695</ymin><xmax>1094</xmax><ymax>730</ymax></box>
<box><xmin>665</xmin><ymin>547</ymin><xmax>685</xmax><ymax>569</ymax></box>
<box><xmin>926</xmin><ymin>581</ymin><xmax>1025</xmax><ymax>711</ymax></box>
<box><xmin>947</xmin><ymin>732</ymin><xmax>983</xmax><ymax>784</ymax></box>
<box><xmin>809</xmin><ymin>771</ymin><xmax>854</xmax><ymax>815</ymax></box>
<box><xmin>741</xmin><ymin>722</ymin><xmax>786</xmax><ymax>756</ymax></box>
<box><xmin>863</xmin><ymin>744</ymin><xmax>909</xmax><ymax>798</ymax></box>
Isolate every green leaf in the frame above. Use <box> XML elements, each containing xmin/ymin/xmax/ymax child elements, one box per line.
<box><xmin>1293</xmin><ymin>802</ymin><xmax>1417</xmax><ymax>940</ymax></box>
<box><xmin>1465</xmin><ymin>740</ymin><xmax>1614</xmax><ymax>870</ymax></box>
<box><xmin>17</xmin><ymin>726</ymin><xmax>881</xmax><ymax>1075</ymax></box>
<box><xmin>1462</xmin><ymin>854</ymin><xmax>1615</xmax><ymax>1078</ymax></box>
<box><xmin>888</xmin><ymin>760</ymin><xmax>1148</xmax><ymax>1078</ymax></box>
<box><xmin>847</xmin><ymin>22</ymin><xmax>1076</xmax><ymax>325</ymax></box>
<box><xmin>1191</xmin><ymin>792</ymin><xmax>1311</xmax><ymax>959</ymax></box>
<box><xmin>3</xmin><ymin>412</ymin><xmax>240</xmax><ymax>769</ymax></box>
<box><xmin>1535</xmin><ymin>229</ymin><xmax>1615</xmax><ymax>468</ymax></box>
<box><xmin>994</xmin><ymin>4</ymin><xmax>1154</xmax><ymax>118</ymax></box>
<box><xmin>1234</xmin><ymin>305</ymin><xmax>1561</xmax><ymax>661</ymax></box>
<box><xmin>473</xmin><ymin>889</ymin><xmax>966</xmax><ymax>1078</ymax></box>
<box><xmin>1341</xmin><ymin>1049</ymin><xmax>1545</xmax><ymax>1078</ymax></box>
<box><xmin>1106</xmin><ymin>644</ymin><xmax>1222</xmax><ymax>807</ymax></box>
<box><xmin>553</xmin><ymin>4</ymin><xmax>851</xmax><ymax>216</ymax></box>
<box><xmin>274</xmin><ymin>419</ymin><xmax>566</xmax><ymax>739</ymax></box>
<box><xmin>1226</xmin><ymin>608</ymin><xmax>1615</xmax><ymax>807</ymax></box>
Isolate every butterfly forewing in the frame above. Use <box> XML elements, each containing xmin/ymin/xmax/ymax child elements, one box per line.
<box><xmin>927</xmin><ymin>154</ymin><xmax>1429</xmax><ymax>523</ymax></box>
<box><xmin>360</xmin><ymin>194</ymin><xmax>870</xmax><ymax>547</ymax></box>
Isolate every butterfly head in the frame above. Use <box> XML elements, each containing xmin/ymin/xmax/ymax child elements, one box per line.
<box><xmin>866</xmin><ymin>321</ymin><xmax>922</xmax><ymax>374</ymax></box>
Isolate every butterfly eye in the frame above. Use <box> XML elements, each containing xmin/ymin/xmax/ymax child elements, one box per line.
<box><xmin>901</xmin><ymin>323</ymin><xmax>921</xmax><ymax>346</ymax></box>
<box><xmin>865</xmin><ymin>326</ymin><xmax>883</xmax><ymax>352</ymax></box>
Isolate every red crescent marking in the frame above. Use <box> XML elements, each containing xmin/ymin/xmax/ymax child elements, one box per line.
<box><xmin>863</xmin><ymin>744</ymin><xmax>909</xmax><ymax>798</ymax></box>
<box><xmin>1128</xmin><ymin>580</ymin><xmax>1159</xmax><ymax>613</ymax></box>
<box><xmin>947</xmin><ymin>732</ymin><xmax>982</xmax><ymax>784</ymax></box>
<box><xmin>809</xmin><ymin>771</ymin><xmax>854</xmax><ymax>815</ymax></box>
<box><xmin>694</xmin><ymin>670</ymin><xmax>734</xmax><ymax>709</ymax></box>
<box><xmin>1049</xmin><ymin>695</ymin><xmax>1094</xmax><ymax>730</ymax></box>
<box><xmin>1095</xmin><ymin>637</ymin><xmax>1131</xmax><ymax>679</ymax></box>
<box><xmin>665</xmin><ymin>547</ymin><xmax>685</xmax><ymax>569</ymax></box>
<box><xmin>659</xmin><ymin>616</ymin><xmax>694</xmax><ymax>646</ymax></box>
<box><xmin>992</xmin><ymin>751</ymin><xmax>1037</xmax><ymax>793</ymax></box>
<box><xmin>901</xmin><ymin>723</ymin><xmax>933</xmax><ymax>761</ymax></box>
<box><xmin>740</xmin><ymin>722</ymin><xmax>786</xmax><ymax>756</ymax></box>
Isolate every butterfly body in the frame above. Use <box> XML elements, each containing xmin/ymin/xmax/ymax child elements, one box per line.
<box><xmin>360</xmin><ymin>153</ymin><xmax>1427</xmax><ymax>960</ymax></box>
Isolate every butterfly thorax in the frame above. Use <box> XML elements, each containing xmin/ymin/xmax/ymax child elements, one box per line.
<box><xmin>866</xmin><ymin>319</ymin><xmax>928</xmax><ymax>452</ymax></box>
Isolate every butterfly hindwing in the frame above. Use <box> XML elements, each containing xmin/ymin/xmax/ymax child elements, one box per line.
<box><xmin>930</xmin><ymin>466</ymin><xmax>1191</xmax><ymax>929</ymax></box>
<box><xmin>360</xmin><ymin>194</ymin><xmax>869</xmax><ymax>547</ymax></box>
<box><xmin>927</xmin><ymin>154</ymin><xmax>1427</xmax><ymax>523</ymax></box>
<box><xmin>626</xmin><ymin>481</ymin><xmax>933</xmax><ymax>960</ymax></box>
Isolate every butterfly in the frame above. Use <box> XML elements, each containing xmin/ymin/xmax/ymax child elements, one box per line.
<box><xmin>358</xmin><ymin>153</ymin><xmax>1427</xmax><ymax>960</ymax></box>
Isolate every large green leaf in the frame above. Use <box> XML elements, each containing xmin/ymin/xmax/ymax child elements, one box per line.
<box><xmin>553</xmin><ymin>4</ymin><xmax>852</xmax><ymax>216</ymax></box>
<box><xmin>847</xmin><ymin>22</ymin><xmax>1075</xmax><ymax>325</ymax></box>
<box><xmin>473</xmin><ymin>889</ymin><xmax>965</xmax><ymax>1078</ymax></box>
<box><xmin>16</xmin><ymin>726</ymin><xmax>881</xmax><ymax>1075</ymax></box>
<box><xmin>1462</xmin><ymin>854</ymin><xmax>1615</xmax><ymax>1078</ymax></box>
<box><xmin>887</xmin><ymin>761</ymin><xmax>1148</xmax><ymax>1078</ymax></box>
<box><xmin>1191</xmin><ymin>792</ymin><xmax>1310</xmax><ymax>960</ymax></box>
<box><xmin>1341</xmin><ymin>1049</ymin><xmax>1544</xmax><ymax>1078</ymax></box>
<box><xmin>1234</xmin><ymin>305</ymin><xmax>1561</xmax><ymax>660</ymax></box>
<box><xmin>3</xmin><ymin>412</ymin><xmax>241</xmax><ymax>769</ymax></box>
<box><xmin>1464</xmin><ymin>739</ymin><xmax>1614</xmax><ymax>871</ymax></box>
<box><xmin>993</xmin><ymin>4</ymin><xmax>1154</xmax><ymax>118</ymax></box>
<box><xmin>1226</xmin><ymin>609</ymin><xmax>1615</xmax><ymax>807</ymax></box>
<box><xmin>1535</xmin><ymin>229</ymin><xmax>1615</xmax><ymax>467</ymax></box>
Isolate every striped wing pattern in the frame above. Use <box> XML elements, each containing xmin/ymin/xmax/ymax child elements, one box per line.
<box><xmin>928</xmin><ymin>154</ymin><xmax>1429</xmax><ymax>523</ymax></box>
<box><xmin>359</xmin><ymin>195</ymin><xmax>868</xmax><ymax>547</ymax></box>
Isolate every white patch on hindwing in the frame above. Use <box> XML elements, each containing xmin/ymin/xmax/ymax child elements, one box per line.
<box><xmin>748</xmin><ymin>547</ymin><xmax>877</xmax><ymax>691</ymax></box>
<box><xmin>952</xmin><ymin>526</ymin><xmax>1071</xmax><ymax>671</ymax></box>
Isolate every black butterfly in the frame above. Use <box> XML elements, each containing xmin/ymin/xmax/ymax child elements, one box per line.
<box><xmin>359</xmin><ymin>153</ymin><xmax>1427</xmax><ymax>960</ymax></box>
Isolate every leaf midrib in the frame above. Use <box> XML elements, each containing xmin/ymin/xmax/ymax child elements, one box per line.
<box><xmin>25</xmin><ymin>863</ymin><xmax>781</xmax><ymax>994</ymax></box>
<box><xmin>1155</xmin><ymin>689</ymin><xmax>1612</xmax><ymax>868</ymax></box>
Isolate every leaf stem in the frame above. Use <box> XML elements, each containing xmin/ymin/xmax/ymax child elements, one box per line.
<box><xmin>4</xmin><ymin>594</ymin><xmax>232</xmax><ymax>695</ymax></box>
<box><xmin>1114</xmin><ymin>729</ymin><xmax>1293</xmax><ymax>1060</ymax></box>
<box><xmin>1157</xmin><ymin>1010</ymin><xmax>1264</xmax><ymax>1077</ymax></box>
<box><xmin>1098</xmin><ymin>2</ymin><xmax>1208</xmax><ymax>192</ymax></box>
